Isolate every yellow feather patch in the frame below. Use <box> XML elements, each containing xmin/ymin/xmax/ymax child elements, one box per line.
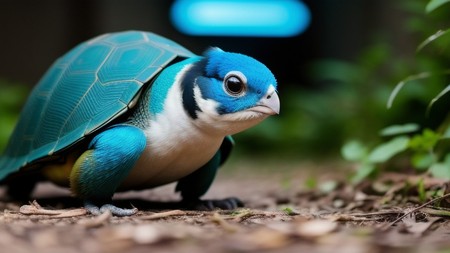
<box><xmin>69</xmin><ymin>150</ymin><xmax>94</xmax><ymax>197</ymax></box>
<box><xmin>42</xmin><ymin>152</ymin><xmax>79</xmax><ymax>187</ymax></box>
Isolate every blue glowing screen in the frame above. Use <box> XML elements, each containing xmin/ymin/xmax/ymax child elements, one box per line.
<box><xmin>170</xmin><ymin>0</ymin><xmax>311</xmax><ymax>37</ymax></box>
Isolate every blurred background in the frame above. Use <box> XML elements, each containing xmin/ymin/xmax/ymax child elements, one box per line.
<box><xmin>1</xmin><ymin>0</ymin><xmax>449</xmax><ymax>161</ymax></box>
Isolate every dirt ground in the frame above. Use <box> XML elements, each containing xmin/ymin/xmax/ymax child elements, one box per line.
<box><xmin>1</xmin><ymin>159</ymin><xmax>450</xmax><ymax>253</ymax></box>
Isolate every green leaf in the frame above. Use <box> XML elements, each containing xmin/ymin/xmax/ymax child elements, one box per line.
<box><xmin>368</xmin><ymin>136</ymin><xmax>410</xmax><ymax>163</ymax></box>
<box><xmin>409</xmin><ymin>129</ymin><xmax>441</xmax><ymax>151</ymax></box>
<box><xmin>387</xmin><ymin>72</ymin><xmax>434</xmax><ymax>109</ymax></box>
<box><xmin>387</xmin><ymin>70</ymin><xmax>450</xmax><ymax>109</ymax></box>
<box><xmin>417</xmin><ymin>29</ymin><xmax>450</xmax><ymax>52</ymax></box>
<box><xmin>282</xmin><ymin>207</ymin><xmax>296</xmax><ymax>215</ymax></box>
<box><xmin>426</xmin><ymin>0</ymin><xmax>450</xmax><ymax>13</ymax></box>
<box><xmin>411</xmin><ymin>152</ymin><xmax>435</xmax><ymax>170</ymax></box>
<box><xmin>341</xmin><ymin>140</ymin><xmax>367</xmax><ymax>161</ymax></box>
<box><xmin>442</xmin><ymin>123</ymin><xmax>450</xmax><ymax>139</ymax></box>
<box><xmin>427</xmin><ymin>84</ymin><xmax>450</xmax><ymax>114</ymax></box>
<box><xmin>430</xmin><ymin>163</ymin><xmax>450</xmax><ymax>179</ymax></box>
<box><xmin>429</xmin><ymin>154</ymin><xmax>450</xmax><ymax>179</ymax></box>
<box><xmin>351</xmin><ymin>163</ymin><xmax>376</xmax><ymax>184</ymax></box>
<box><xmin>380</xmin><ymin>123</ymin><xmax>419</xmax><ymax>136</ymax></box>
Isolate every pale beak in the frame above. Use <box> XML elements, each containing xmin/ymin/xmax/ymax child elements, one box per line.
<box><xmin>249</xmin><ymin>88</ymin><xmax>280</xmax><ymax>115</ymax></box>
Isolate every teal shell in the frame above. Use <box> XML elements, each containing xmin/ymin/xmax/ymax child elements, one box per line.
<box><xmin>0</xmin><ymin>31</ymin><xmax>195</xmax><ymax>179</ymax></box>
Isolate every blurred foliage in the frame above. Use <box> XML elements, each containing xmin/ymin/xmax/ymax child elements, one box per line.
<box><xmin>426</xmin><ymin>0</ymin><xmax>450</xmax><ymax>13</ymax></box>
<box><xmin>0</xmin><ymin>80</ymin><xmax>28</xmax><ymax>153</ymax></box>
<box><xmin>237</xmin><ymin>0</ymin><xmax>450</xmax><ymax>161</ymax></box>
<box><xmin>343</xmin><ymin>0</ymin><xmax>450</xmax><ymax>182</ymax></box>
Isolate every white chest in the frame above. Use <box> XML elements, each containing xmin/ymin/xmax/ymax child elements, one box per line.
<box><xmin>120</xmin><ymin>123</ymin><xmax>223</xmax><ymax>190</ymax></box>
<box><xmin>119</xmin><ymin>80</ymin><xmax>224</xmax><ymax>190</ymax></box>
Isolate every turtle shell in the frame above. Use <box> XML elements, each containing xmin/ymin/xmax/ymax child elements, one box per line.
<box><xmin>0</xmin><ymin>31</ymin><xmax>195</xmax><ymax>179</ymax></box>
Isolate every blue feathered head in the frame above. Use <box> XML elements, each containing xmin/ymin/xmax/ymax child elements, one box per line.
<box><xmin>195</xmin><ymin>48</ymin><xmax>278</xmax><ymax>116</ymax></box>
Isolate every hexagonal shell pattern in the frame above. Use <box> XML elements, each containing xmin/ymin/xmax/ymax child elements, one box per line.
<box><xmin>0</xmin><ymin>31</ymin><xmax>195</xmax><ymax>178</ymax></box>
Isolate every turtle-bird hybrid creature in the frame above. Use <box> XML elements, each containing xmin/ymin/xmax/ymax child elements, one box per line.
<box><xmin>0</xmin><ymin>31</ymin><xmax>280</xmax><ymax>216</ymax></box>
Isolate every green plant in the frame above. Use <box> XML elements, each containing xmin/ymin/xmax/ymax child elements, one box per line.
<box><xmin>342</xmin><ymin>123</ymin><xmax>450</xmax><ymax>183</ymax></box>
<box><xmin>343</xmin><ymin>0</ymin><xmax>450</xmax><ymax>183</ymax></box>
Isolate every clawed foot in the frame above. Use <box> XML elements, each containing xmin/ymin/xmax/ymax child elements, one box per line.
<box><xmin>184</xmin><ymin>197</ymin><xmax>244</xmax><ymax>211</ymax></box>
<box><xmin>84</xmin><ymin>201</ymin><xmax>138</xmax><ymax>216</ymax></box>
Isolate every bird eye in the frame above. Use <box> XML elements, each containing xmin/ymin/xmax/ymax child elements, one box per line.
<box><xmin>224</xmin><ymin>71</ymin><xmax>247</xmax><ymax>97</ymax></box>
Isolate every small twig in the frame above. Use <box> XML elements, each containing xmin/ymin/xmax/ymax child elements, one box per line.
<box><xmin>210</xmin><ymin>212</ymin><xmax>240</xmax><ymax>233</ymax></box>
<box><xmin>20</xmin><ymin>204</ymin><xmax>61</xmax><ymax>215</ymax></box>
<box><xmin>421</xmin><ymin>207</ymin><xmax>450</xmax><ymax>217</ymax></box>
<box><xmin>380</xmin><ymin>192</ymin><xmax>450</xmax><ymax>231</ymax></box>
<box><xmin>31</xmin><ymin>200</ymin><xmax>42</xmax><ymax>209</ymax></box>
<box><xmin>139</xmin><ymin>210</ymin><xmax>186</xmax><ymax>220</ymax></box>
<box><xmin>350</xmin><ymin>210</ymin><xmax>404</xmax><ymax>217</ymax></box>
<box><xmin>330</xmin><ymin>214</ymin><xmax>385</xmax><ymax>222</ymax></box>
<box><xmin>19</xmin><ymin>200</ymin><xmax>87</xmax><ymax>218</ymax></box>
<box><xmin>232</xmin><ymin>210</ymin><xmax>254</xmax><ymax>222</ymax></box>
<box><xmin>50</xmin><ymin>208</ymin><xmax>87</xmax><ymax>218</ymax></box>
